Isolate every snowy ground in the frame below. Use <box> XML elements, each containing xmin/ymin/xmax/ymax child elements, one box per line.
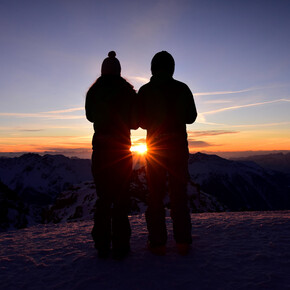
<box><xmin>1</xmin><ymin>211</ymin><xmax>290</xmax><ymax>290</ymax></box>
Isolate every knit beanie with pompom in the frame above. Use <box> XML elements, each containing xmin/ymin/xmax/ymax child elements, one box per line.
<box><xmin>101</xmin><ymin>51</ymin><xmax>121</xmax><ymax>76</ymax></box>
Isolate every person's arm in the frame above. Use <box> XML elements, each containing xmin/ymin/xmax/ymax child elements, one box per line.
<box><xmin>85</xmin><ymin>86</ymin><xmax>95</xmax><ymax>123</ymax></box>
<box><xmin>136</xmin><ymin>86</ymin><xmax>147</xmax><ymax>130</ymax></box>
<box><xmin>129</xmin><ymin>88</ymin><xmax>139</xmax><ymax>130</ymax></box>
<box><xmin>184</xmin><ymin>85</ymin><xmax>197</xmax><ymax>124</ymax></box>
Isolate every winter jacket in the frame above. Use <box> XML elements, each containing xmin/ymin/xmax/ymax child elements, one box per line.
<box><xmin>86</xmin><ymin>75</ymin><xmax>137</xmax><ymax>149</ymax></box>
<box><xmin>137</xmin><ymin>73</ymin><xmax>197</xmax><ymax>150</ymax></box>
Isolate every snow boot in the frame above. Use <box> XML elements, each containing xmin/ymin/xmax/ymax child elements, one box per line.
<box><xmin>112</xmin><ymin>245</ymin><xmax>130</xmax><ymax>260</ymax></box>
<box><xmin>147</xmin><ymin>242</ymin><xmax>166</xmax><ymax>256</ymax></box>
<box><xmin>97</xmin><ymin>247</ymin><xmax>111</xmax><ymax>259</ymax></box>
<box><xmin>176</xmin><ymin>243</ymin><xmax>191</xmax><ymax>256</ymax></box>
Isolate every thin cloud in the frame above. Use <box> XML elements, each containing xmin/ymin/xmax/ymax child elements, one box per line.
<box><xmin>229</xmin><ymin>121</ymin><xmax>290</xmax><ymax>128</ymax></box>
<box><xmin>194</xmin><ymin>84</ymin><xmax>288</xmax><ymax>97</ymax></box>
<box><xmin>195</xmin><ymin>119</ymin><xmax>290</xmax><ymax>128</ymax></box>
<box><xmin>44</xmin><ymin>107</ymin><xmax>84</xmax><ymax>114</ymax></box>
<box><xmin>204</xmin><ymin>100</ymin><xmax>232</xmax><ymax>104</ymax></box>
<box><xmin>188</xmin><ymin>140</ymin><xmax>213</xmax><ymax>147</ymax></box>
<box><xmin>17</xmin><ymin>129</ymin><xmax>44</xmax><ymax>132</ymax></box>
<box><xmin>0</xmin><ymin>113</ymin><xmax>83</xmax><ymax>120</ymax></box>
<box><xmin>188</xmin><ymin>130</ymin><xmax>239</xmax><ymax>137</ymax></box>
<box><xmin>129</xmin><ymin>76</ymin><xmax>150</xmax><ymax>84</ymax></box>
<box><xmin>202</xmin><ymin>99</ymin><xmax>290</xmax><ymax>115</ymax></box>
<box><xmin>195</xmin><ymin>114</ymin><xmax>225</xmax><ymax>126</ymax></box>
<box><xmin>194</xmin><ymin>88</ymin><xmax>254</xmax><ymax>96</ymax></box>
<box><xmin>0</xmin><ymin>107</ymin><xmax>85</xmax><ymax>119</ymax></box>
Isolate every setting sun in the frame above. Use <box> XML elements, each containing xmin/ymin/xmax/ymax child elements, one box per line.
<box><xmin>130</xmin><ymin>144</ymin><xmax>148</xmax><ymax>154</ymax></box>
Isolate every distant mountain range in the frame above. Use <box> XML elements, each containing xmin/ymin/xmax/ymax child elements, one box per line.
<box><xmin>189</xmin><ymin>153</ymin><xmax>290</xmax><ymax>211</ymax></box>
<box><xmin>1</xmin><ymin>152</ymin><xmax>289</xmax><ymax>231</ymax></box>
<box><xmin>232</xmin><ymin>152</ymin><xmax>290</xmax><ymax>174</ymax></box>
<box><xmin>0</xmin><ymin>153</ymin><xmax>92</xmax><ymax>205</ymax></box>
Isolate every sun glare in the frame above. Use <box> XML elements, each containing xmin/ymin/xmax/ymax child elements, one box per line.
<box><xmin>130</xmin><ymin>144</ymin><xmax>147</xmax><ymax>154</ymax></box>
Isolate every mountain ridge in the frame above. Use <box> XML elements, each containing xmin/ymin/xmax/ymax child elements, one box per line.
<box><xmin>1</xmin><ymin>152</ymin><xmax>289</xmax><ymax>231</ymax></box>
<box><xmin>232</xmin><ymin>152</ymin><xmax>290</xmax><ymax>174</ymax></box>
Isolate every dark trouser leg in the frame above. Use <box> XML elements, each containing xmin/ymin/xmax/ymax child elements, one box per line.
<box><xmin>112</xmin><ymin>204</ymin><xmax>131</xmax><ymax>253</ymax></box>
<box><xmin>91</xmin><ymin>150</ymin><xmax>112</xmax><ymax>253</ymax></box>
<box><xmin>92</xmin><ymin>149</ymin><xmax>132</xmax><ymax>254</ymax></box>
<box><xmin>111</xmin><ymin>155</ymin><xmax>132</xmax><ymax>253</ymax></box>
<box><xmin>145</xmin><ymin>154</ymin><xmax>167</xmax><ymax>246</ymax></box>
<box><xmin>168</xmin><ymin>158</ymin><xmax>192</xmax><ymax>244</ymax></box>
<box><xmin>91</xmin><ymin>149</ymin><xmax>113</xmax><ymax>252</ymax></box>
<box><xmin>92</xmin><ymin>197</ymin><xmax>112</xmax><ymax>251</ymax></box>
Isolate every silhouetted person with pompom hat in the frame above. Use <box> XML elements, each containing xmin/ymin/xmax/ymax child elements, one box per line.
<box><xmin>85</xmin><ymin>51</ymin><xmax>137</xmax><ymax>259</ymax></box>
<box><xmin>138</xmin><ymin>51</ymin><xmax>197</xmax><ymax>256</ymax></box>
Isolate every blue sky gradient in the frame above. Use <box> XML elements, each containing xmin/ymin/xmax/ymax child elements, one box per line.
<box><xmin>0</xmin><ymin>0</ymin><xmax>289</xmax><ymax>157</ymax></box>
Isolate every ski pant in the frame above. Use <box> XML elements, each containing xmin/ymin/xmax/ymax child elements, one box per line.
<box><xmin>145</xmin><ymin>146</ymin><xmax>192</xmax><ymax>247</ymax></box>
<box><xmin>91</xmin><ymin>145</ymin><xmax>132</xmax><ymax>252</ymax></box>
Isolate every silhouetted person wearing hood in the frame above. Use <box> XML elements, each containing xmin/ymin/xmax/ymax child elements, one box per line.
<box><xmin>85</xmin><ymin>51</ymin><xmax>137</xmax><ymax>259</ymax></box>
<box><xmin>138</xmin><ymin>51</ymin><xmax>197</xmax><ymax>255</ymax></box>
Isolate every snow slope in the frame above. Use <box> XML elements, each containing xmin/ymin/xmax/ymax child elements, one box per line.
<box><xmin>233</xmin><ymin>152</ymin><xmax>290</xmax><ymax>174</ymax></box>
<box><xmin>0</xmin><ymin>153</ymin><xmax>92</xmax><ymax>205</ymax></box>
<box><xmin>1</xmin><ymin>211</ymin><xmax>289</xmax><ymax>290</ymax></box>
<box><xmin>43</xmin><ymin>179</ymin><xmax>226</xmax><ymax>224</ymax></box>
<box><xmin>188</xmin><ymin>153</ymin><xmax>290</xmax><ymax>211</ymax></box>
<box><xmin>0</xmin><ymin>181</ymin><xmax>28</xmax><ymax>231</ymax></box>
<box><xmin>1</xmin><ymin>152</ymin><xmax>290</xmax><ymax>231</ymax></box>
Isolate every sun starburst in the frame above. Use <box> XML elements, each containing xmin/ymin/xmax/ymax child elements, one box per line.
<box><xmin>130</xmin><ymin>144</ymin><xmax>147</xmax><ymax>154</ymax></box>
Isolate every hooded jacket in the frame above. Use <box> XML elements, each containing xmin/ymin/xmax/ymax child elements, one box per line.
<box><xmin>138</xmin><ymin>73</ymin><xmax>197</xmax><ymax>147</ymax></box>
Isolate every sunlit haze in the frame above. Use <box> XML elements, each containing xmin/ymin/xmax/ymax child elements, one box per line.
<box><xmin>0</xmin><ymin>0</ymin><xmax>289</xmax><ymax>158</ymax></box>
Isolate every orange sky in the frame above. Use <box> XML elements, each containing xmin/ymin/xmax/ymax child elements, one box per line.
<box><xmin>1</xmin><ymin>127</ymin><xmax>289</xmax><ymax>159</ymax></box>
<box><xmin>0</xmin><ymin>1</ymin><xmax>290</xmax><ymax>158</ymax></box>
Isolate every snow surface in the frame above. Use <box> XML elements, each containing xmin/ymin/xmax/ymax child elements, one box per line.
<box><xmin>1</xmin><ymin>211</ymin><xmax>290</xmax><ymax>290</ymax></box>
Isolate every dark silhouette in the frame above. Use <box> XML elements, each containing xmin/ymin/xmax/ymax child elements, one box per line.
<box><xmin>138</xmin><ymin>51</ymin><xmax>197</xmax><ymax>255</ymax></box>
<box><xmin>85</xmin><ymin>51</ymin><xmax>137</xmax><ymax>259</ymax></box>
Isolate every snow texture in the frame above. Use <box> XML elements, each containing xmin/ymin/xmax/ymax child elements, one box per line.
<box><xmin>1</xmin><ymin>152</ymin><xmax>289</xmax><ymax>231</ymax></box>
<box><xmin>43</xmin><ymin>179</ymin><xmax>225</xmax><ymax>224</ymax></box>
<box><xmin>0</xmin><ymin>153</ymin><xmax>92</xmax><ymax>205</ymax></box>
<box><xmin>1</xmin><ymin>211</ymin><xmax>290</xmax><ymax>290</ymax></box>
